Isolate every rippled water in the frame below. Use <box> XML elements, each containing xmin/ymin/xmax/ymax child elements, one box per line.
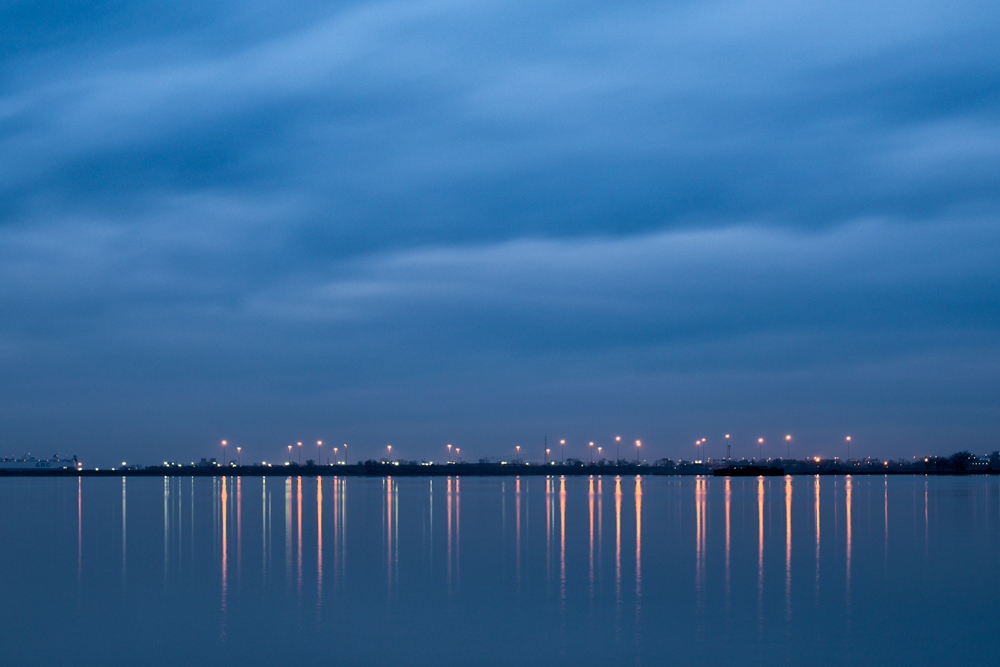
<box><xmin>0</xmin><ymin>474</ymin><xmax>998</xmax><ymax>666</ymax></box>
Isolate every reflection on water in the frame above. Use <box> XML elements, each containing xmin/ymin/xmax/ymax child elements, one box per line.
<box><xmin>3</xmin><ymin>474</ymin><xmax>1000</xmax><ymax>666</ymax></box>
<box><xmin>221</xmin><ymin>476</ymin><xmax>227</xmax><ymax>623</ymax></box>
<box><xmin>757</xmin><ymin>476</ymin><xmax>764</xmax><ymax>633</ymax></box>
<box><xmin>447</xmin><ymin>476</ymin><xmax>453</xmax><ymax>589</ymax></box>
<box><xmin>614</xmin><ymin>475</ymin><xmax>622</xmax><ymax>620</ymax></box>
<box><xmin>316</xmin><ymin>476</ymin><xmax>322</xmax><ymax>613</ymax></box>
<box><xmin>284</xmin><ymin>476</ymin><xmax>291</xmax><ymax>590</ymax></box>
<box><xmin>559</xmin><ymin>475</ymin><xmax>566</xmax><ymax>610</ymax></box>
<box><xmin>297</xmin><ymin>476</ymin><xmax>303</xmax><ymax>601</ymax></box>
<box><xmin>784</xmin><ymin>476</ymin><xmax>792</xmax><ymax>625</ymax></box>
<box><xmin>846</xmin><ymin>475</ymin><xmax>853</xmax><ymax>613</ymax></box>
<box><xmin>634</xmin><ymin>475</ymin><xmax>641</xmax><ymax>626</ymax></box>
<box><xmin>77</xmin><ymin>477</ymin><xmax>82</xmax><ymax>587</ymax></box>
<box><xmin>121</xmin><ymin>477</ymin><xmax>127</xmax><ymax>586</ymax></box>
<box><xmin>588</xmin><ymin>477</ymin><xmax>593</xmax><ymax>598</ymax></box>
<box><xmin>724</xmin><ymin>478</ymin><xmax>731</xmax><ymax>608</ymax></box>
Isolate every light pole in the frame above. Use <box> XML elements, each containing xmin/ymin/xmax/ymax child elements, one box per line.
<box><xmin>725</xmin><ymin>433</ymin><xmax>730</xmax><ymax>461</ymax></box>
<box><xmin>318</xmin><ymin>440</ymin><xmax>322</xmax><ymax>465</ymax></box>
<box><xmin>615</xmin><ymin>436</ymin><xmax>621</xmax><ymax>465</ymax></box>
<box><xmin>846</xmin><ymin>436</ymin><xmax>851</xmax><ymax>463</ymax></box>
<box><xmin>334</xmin><ymin>447</ymin><xmax>338</xmax><ymax>465</ymax></box>
<box><xmin>343</xmin><ymin>443</ymin><xmax>347</xmax><ymax>465</ymax></box>
<box><xmin>701</xmin><ymin>438</ymin><xmax>707</xmax><ymax>465</ymax></box>
<box><xmin>516</xmin><ymin>445</ymin><xmax>521</xmax><ymax>463</ymax></box>
<box><xmin>635</xmin><ymin>440</ymin><xmax>641</xmax><ymax>465</ymax></box>
<box><xmin>456</xmin><ymin>448</ymin><xmax>460</xmax><ymax>463</ymax></box>
<box><xmin>785</xmin><ymin>434</ymin><xmax>791</xmax><ymax>460</ymax></box>
<box><xmin>297</xmin><ymin>441</ymin><xmax>302</xmax><ymax>465</ymax></box>
<box><xmin>287</xmin><ymin>445</ymin><xmax>292</xmax><ymax>464</ymax></box>
<box><xmin>387</xmin><ymin>445</ymin><xmax>392</xmax><ymax>463</ymax></box>
<box><xmin>237</xmin><ymin>446</ymin><xmax>241</xmax><ymax>467</ymax></box>
<box><xmin>590</xmin><ymin>441</ymin><xmax>594</xmax><ymax>463</ymax></box>
<box><xmin>758</xmin><ymin>438</ymin><xmax>764</xmax><ymax>462</ymax></box>
<box><xmin>560</xmin><ymin>440</ymin><xmax>565</xmax><ymax>464</ymax></box>
<box><xmin>447</xmin><ymin>444</ymin><xmax>452</xmax><ymax>463</ymax></box>
<box><xmin>545</xmin><ymin>448</ymin><xmax>550</xmax><ymax>464</ymax></box>
<box><xmin>222</xmin><ymin>440</ymin><xmax>227</xmax><ymax>467</ymax></box>
<box><xmin>598</xmin><ymin>446</ymin><xmax>602</xmax><ymax>463</ymax></box>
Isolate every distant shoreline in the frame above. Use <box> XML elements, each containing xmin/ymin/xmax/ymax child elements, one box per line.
<box><xmin>1</xmin><ymin>463</ymin><xmax>998</xmax><ymax>477</ymax></box>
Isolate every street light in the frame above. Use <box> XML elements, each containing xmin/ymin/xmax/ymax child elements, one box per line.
<box><xmin>560</xmin><ymin>440</ymin><xmax>565</xmax><ymax>464</ymax></box>
<box><xmin>725</xmin><ymin>433</ymin><xmax>731</xmax><ymax>461</ymax></box>
<box><xmin>237</xmin><ymin>446</ymin><xmax>241</xmax><ymax>467</ymax></box>
<box><xmin>297</xmin><ymin>441</ymin><xmax>302</xmax><ymax>465</ymax></box>
<box><xmin>615</xmin><ymin>436</ymin><xmax>621</xmax><ymax>464</ymax></box>
<box><xmin>785</xmin><ymin>434</ymin><xmax>791</xmax><ymax>460</ymax></box>
<box><xmin>589</xmin><ymin>441</ymin><xmax>594</xmax><ymax>463</ymax></box>
<box><xmin>447</xmin><ymin>444</ymin><xmax>452</xmax><ymax>463</ymax></box>
<box><xmin>545</xmin><ymin>448</ymin><xmax>550</xmax><ymax>464</ymax></box>
<box><xmin>287</xmin><ymin>445</ymin><xmax>292</xmax><ymax>464</ymax></box>
<box><xmin>846</xmin><ymin>436</ymin><xmax>852</xmax><ymax>463</ymax></box>
<box><xmin>456</xmin><ymin>447</ymin><xmax>460</xmax><ymax>463</ymax></box>
<box><xmin>635</xmin><ymin>440</ymin><xmax>641</xmax><ymax>465</ymax></box>
<box><xmin>334</xmin><ymin>447</ymin><xmax>338</xmax><ymax>465</ymax></box>
<box><xmin>222</xmin><ymin>440</ymin><xmax>227</xmax><ymax>467</ymax></box>
<box><xmin>516</xmin><ymin>445</ymin><xmax>521</xmax><ymax>463</ymax></box>
<box><xmin>598</xmin><ymin>446</ymin><xmax>602</xmax><ymax>462</ymax></box>
<box><xmin>318</xmin><ymin>440</ymin><xmax>322</xmax><ymax>465</ymax></box>
<box><xmin>387</xmin><ymin>445</ymin><xmax>392</xmax><ymax>462</ymax></box>
<box><xmin>758</xmin><ymin>438</ymin><xmax>764</xmax><ymax>462</ymax></box>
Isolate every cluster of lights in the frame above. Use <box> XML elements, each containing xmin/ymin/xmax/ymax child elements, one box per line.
<box><xmin>199</xmin><ymin>433</ymin><xmax>862</xmax><ymax>469</ymax></box>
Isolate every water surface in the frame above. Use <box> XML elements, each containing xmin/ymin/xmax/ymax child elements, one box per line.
<box><xmin>0</xmin><ymin>474</ymin><xmax>997</xmax><ymax>666</ymax></box>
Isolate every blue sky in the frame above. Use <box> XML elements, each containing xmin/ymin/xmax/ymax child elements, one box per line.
<box><xmin>1</xmin><ymin>0</ymin><xmax>998</xmax><ymax>466</ymax></box>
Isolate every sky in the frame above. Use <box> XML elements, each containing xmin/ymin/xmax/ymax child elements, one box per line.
<box><xmin>1</xmin><ymin>0</ymin><xmax>998</xmax><ymax>467</ymax></box>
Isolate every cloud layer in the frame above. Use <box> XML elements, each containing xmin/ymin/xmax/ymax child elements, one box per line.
<box><xmin>1</xmin><ymin>0</ymin><xmax>998</xmax><ymax>464</ymax></box>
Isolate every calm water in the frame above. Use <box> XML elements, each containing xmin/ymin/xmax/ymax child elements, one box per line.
<box><xmin>0</xmin><ymin>474</ymin><xmax>998</xmax><ymax>666</ymax></box>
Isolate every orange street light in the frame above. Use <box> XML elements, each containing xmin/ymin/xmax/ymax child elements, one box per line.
<box><xmin>447</xmin><ymin>443</ymin><xmax>452</xmax><ymax>463</ymax></box>
<box><xmin>297</xmin><ymin>441</ymin><xmax>302</xmax><ymax>465</ymax></box>
<box><xmin>237</xmin><ymin>446</ymin><xmax>241</xmax><ymax>467</ymax></box>
<box><xmin>287</xmin><ymin>445</ymin><xmax>292</xmax><ymax>464</ymax></box>
<box><xmin>222</xmin><ymin>440</ymin><xmax>227</xmax><ymax>467</ymax></box>
<box><xmin>589</xmin><ymin>441</ymin><xmax>594</xmax><ymax>463</ymax></box>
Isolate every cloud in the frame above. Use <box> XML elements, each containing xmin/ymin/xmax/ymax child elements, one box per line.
<box><xmin>0</xmin><ymin>0</ymin><xmax>998</xmax><ymax>463</ymax></box>
<box><xmin>2</xmin><ymin>0</ymin><xmax>998</xmax><ymax>239</ymax></box>
<box><xmin>2</xmin><ymin>214</ymin><xmax>998</xmax><ymax>461</ymax></box>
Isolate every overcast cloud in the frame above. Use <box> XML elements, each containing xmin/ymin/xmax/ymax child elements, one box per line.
<box><xmin>1</xmin><ymin>0</ymin><xmax>998</xmax><ymax>465</ymax></box>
